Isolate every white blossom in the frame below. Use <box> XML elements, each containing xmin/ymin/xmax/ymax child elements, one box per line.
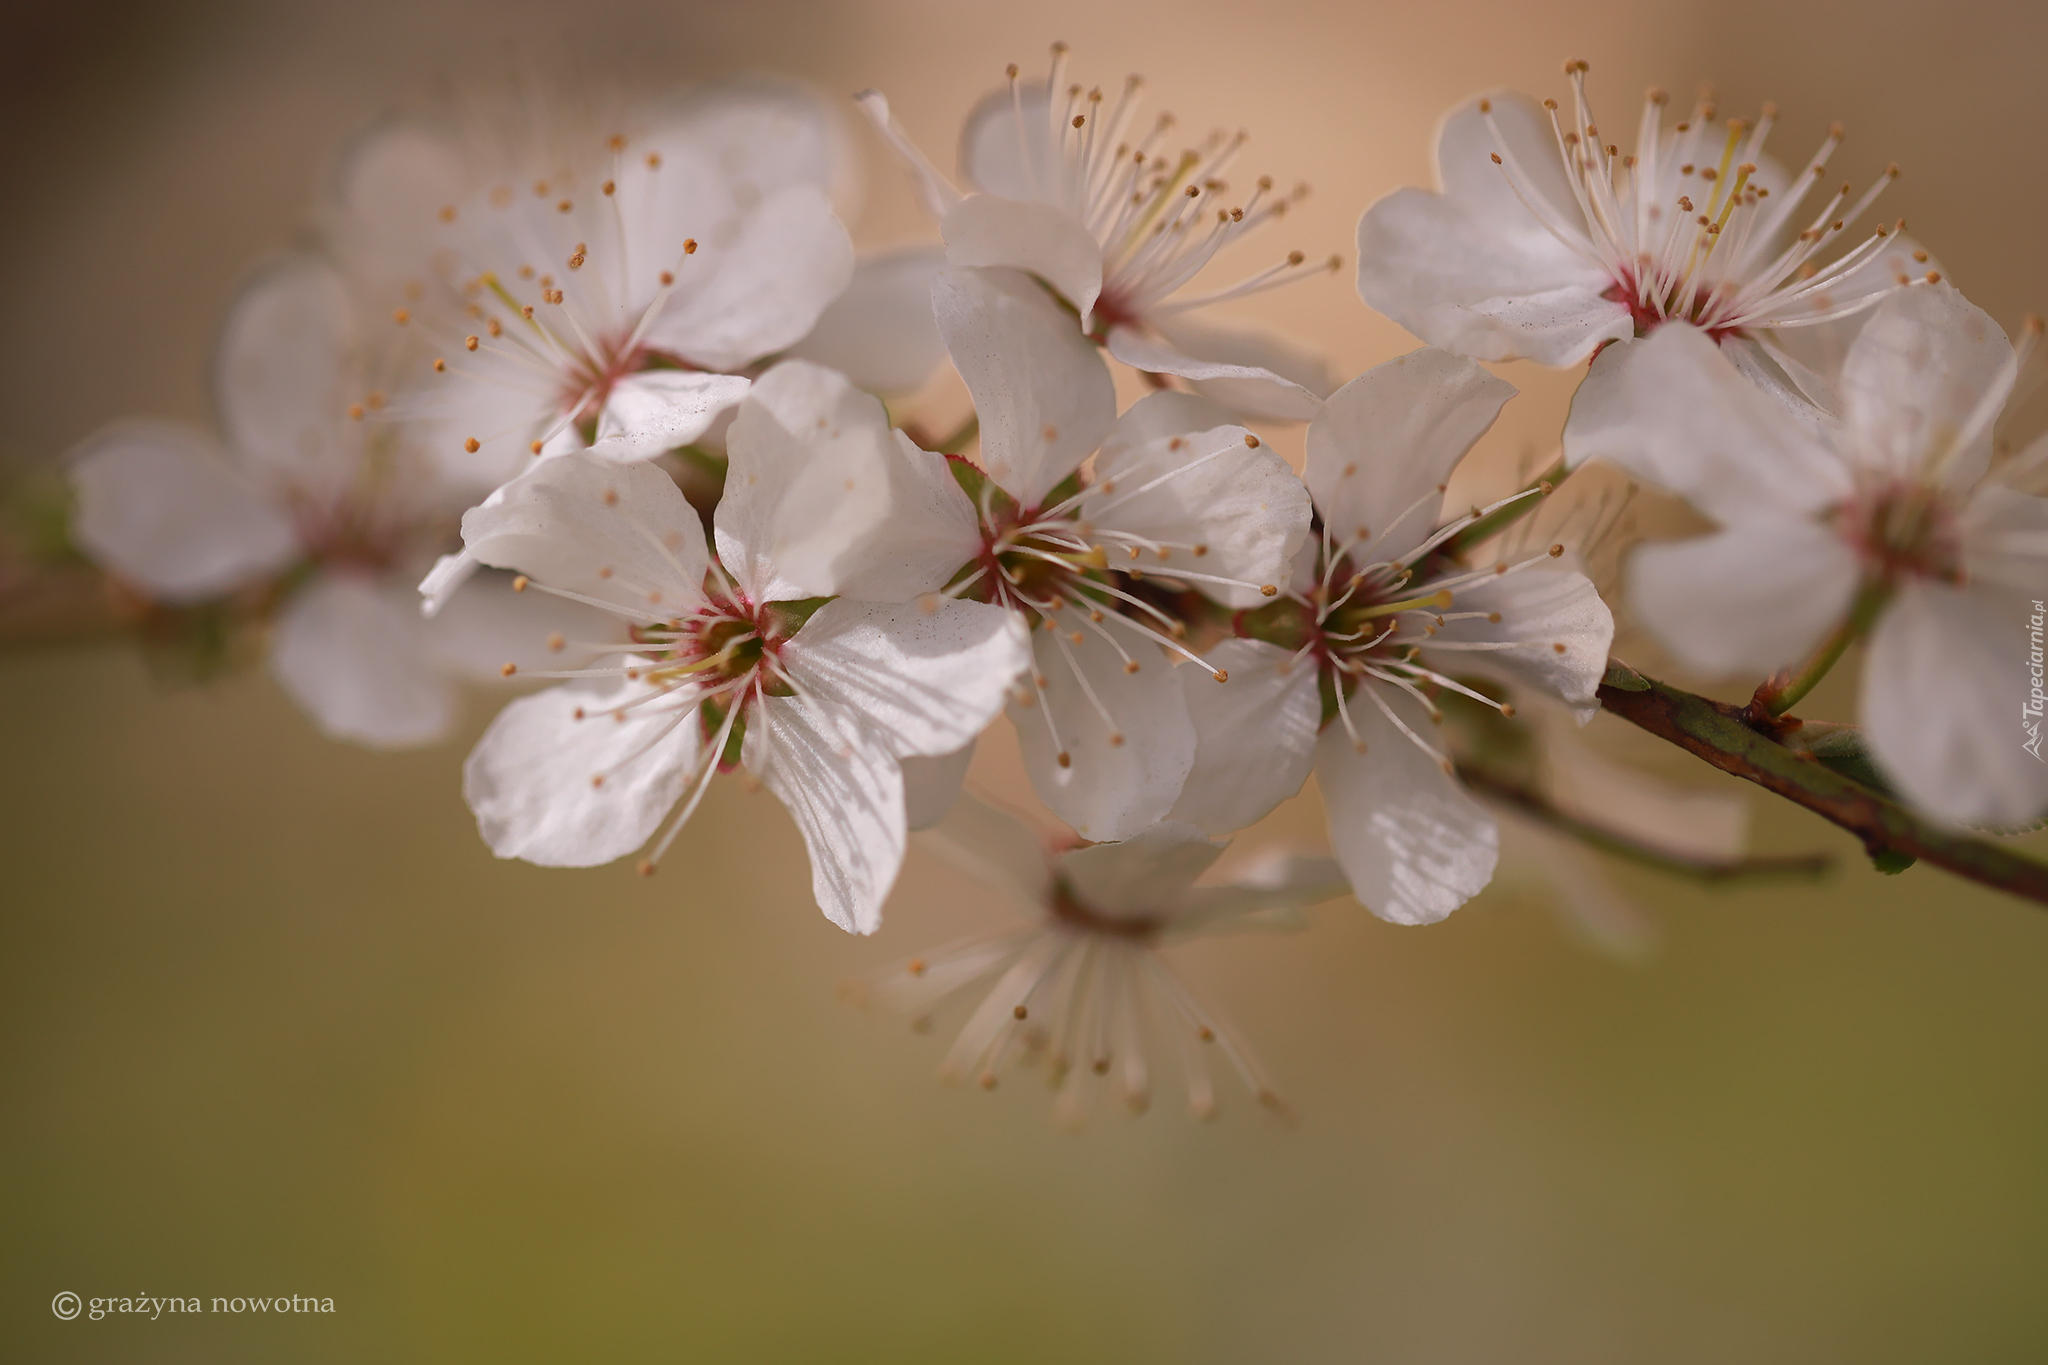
<box><xmin>854</xmin><ymin>797</ymin><xmax>1343</xmax><ymax>1124</ymax></box>
<box><xmin>337</xmin><ymin>84</ymin><xmax>862</xmax><ymax>492</ymax></box>
<box><xmin>912</xmin><ymin>265</ymin><xmax>1313</xmax><ymax>840</ymax></box>
<box><xmin>457</xmin><ymin>360</ymin><xmax>1031</xmax><ymax>933</ymax></box>
<box><xmin>1168</xmin><ymin>349</ymin><xmax>1614</xmax><ymax>923</ymax></box>
<box><xmin>1356</xmin><ymin>62</ymin><xmax>1937</xmax><ymax>440</ymax></box>
<box><xmin>1569</xmin><ymin>283</ymin><xmax>2048</xmax><ymax>828</ymax></box>
<box><xmin>857</xmin><ymin>47</ymin><xmax>1336</xmax><ymax>419</ymax></box>
<box><xmin>66</xmin><ymin>256</ymin><xmax>585</xmax><ymax>748</ymax></box>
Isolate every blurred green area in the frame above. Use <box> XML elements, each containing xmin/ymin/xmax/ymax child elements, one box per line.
<box><xmin>6</xmin><ymin>0</ymin><xmax>2048</xmax><ymax>1358</ymax></box>
<box><xmin>6</xmin><ymin>644</ymin><xmax>2047</xmax><ymax>1362</ymax></box>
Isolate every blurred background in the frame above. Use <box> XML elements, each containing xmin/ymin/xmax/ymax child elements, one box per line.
<box><xmin>5</xmin><ymin>0</ymin><xmax>2048</xmax><ymax>1359</ymax></box>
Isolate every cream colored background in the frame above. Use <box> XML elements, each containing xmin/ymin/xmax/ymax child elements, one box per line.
<box><xmin>5</xmin><ymin>0</ymin><xmax>2047</xmax><ymax>1359</ymax></box>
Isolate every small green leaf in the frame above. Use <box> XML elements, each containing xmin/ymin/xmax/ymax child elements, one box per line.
<box><xmin>1600</xmin><ymin>659</ymin><xmax>1651</xmax><ymax>691</ymax></box>
<box><xmin>764</xmin><ymin>596</ymin><xmax>833</xmax><ymax>639</ymax></box>
<box><xmin>1870</xmin><ymin>848</ymin><xmax>1917</xmax><ymax>875</ymax></box>
<box><xmin>1784</xmin><ymin>722</ymin><xmax>1902</xmax><ymax>800</ymax></box>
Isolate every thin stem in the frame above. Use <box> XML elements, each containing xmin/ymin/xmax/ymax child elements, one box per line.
<box><xmin>1456</xmin><ymin>762</ymin><xmax>1833</xmax><ymax>885</ymax></box>
<box><xmin>1443</xmin><ymin>456</ymin><xmax>1567</xmax><ymax>558</ymax></box>
<box><xmin>1597</xmin><ymin>661</ymin><xmax>2048</xmax><ymax>908</ymax></box>
<box><xmin>1750</xmin><ymin>581</ymin><xmax>1892</xmax><ymax>718</ymax></box>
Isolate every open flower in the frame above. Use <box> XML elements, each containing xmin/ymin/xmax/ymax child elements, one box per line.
<box><xmin>1357</xmin><ymin>61</ymin><xmax>1935</xmax><ymax>430</ymax></box>
<box><xmin>66</xmin><ymin>255</ymin><xmax>584</xmax><ymax>748</ymax></box>
<box><xmin>855</xmin><ymin>797</ymin><xmax>1344</xmax><ymax>1124</ymax></box>
<box><xmin>1569</xmin><ymin>283</ymin><xmax>2048</xmax><ymax>828</ymax></box>
<box><xmin>336</xmin><ymin>82</ymin><xmax>859</xmax><ymax>502</ymax></box>
<box><xmin>858</xmin><ymin>46</ymin><xmax>1336</xmax><ymax>419</ymax></box>
<box><xmin>458</xmin><ymin>360</ymin><xmax>1030</xmax><ymax>932</ymax></box>
<box><xmin>1169</xmin><ymin>348</ymin><xmax>1614</xmax><ymax>922</ymax></box>
<box><xmin>898</xmin><ymin>265</ymin><xmax>1312</xmax><ymax>839</ymax></box>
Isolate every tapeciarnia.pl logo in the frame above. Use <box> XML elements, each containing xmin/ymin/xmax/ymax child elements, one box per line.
<box><xmin>2026</xmin><ymin>600</ymin><xmax>2046</xmax><ymax>762</ymax></box>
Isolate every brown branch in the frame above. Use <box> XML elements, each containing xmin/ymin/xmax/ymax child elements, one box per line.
<box><xmin>1596</xmin><ymin>662</ymin><xmax>2048</xmax><ymax>908</ymax></box>
<box><xmin>1456</xmin><ymin>763</ymin><xmax>1833</xmax><ymax>885</ymax></box>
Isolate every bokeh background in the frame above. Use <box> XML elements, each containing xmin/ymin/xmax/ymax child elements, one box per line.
<box><xmin>6</xmin><ymin>0</ymin><xmax>2048</xmax><ymax>1359</ymax></box>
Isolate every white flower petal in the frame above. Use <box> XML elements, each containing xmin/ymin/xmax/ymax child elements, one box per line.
<box><xmin>464</xmin><ymin>671</ymin><xmax>700</xmax><ymax>867</ymax></box>
<box><xmin>1104</xmin><ymin>325</ymin><xmax>1324</xmax><ymax>422</ymax></box>
<box><xmin>784</xmin><ymin>246</ymin><xmax>948</xmax><ymax>395</ymax></box>
<box><xmin>425</xmin><ymin>567</ymin><xmax>618</xmax><ymax>680</ymax></box>
<box><xmin>1563</xmin><ymin>322</ymin><xmax>1851</xmax><ymax>517</ymax></box>
<box><xmin>778</xmin><ymin>596</ymin><xmax>1029</xmax><ymax>759</ymax></box>
<box><xmin>214</xmin><ymin>256</ymin><xmax>361</xmax><ymax>489</ymax></box>
<box><xmin>1759</xmin><ymin>231</ymin><xmax>1941</xmax><ymax>390</ymax></box>
<box><xmin>1719</xmin><ymin>334</ymin><xmax>1839</xmax><ymax>422</ymax></box>
<box><xmin>718</xmin><ymin>361</ymin><xmax>979</xmax><ymax>602</ymax></box>
<box><xmin>417</xmin><ymin>549</ymin><xmax>479</xmax><ymax>619</ymax></box>
<box><xmin>410</xmin><ymin>353</ymin><xmax>557</xmax><ymax>498</ymax></box>
<box><xmin>1626</xmin><ymin>519</ymin><xmax>1861</xmax><ymax>677</ymax></box>
<box><xmin>958</xmin><ymin>83</ymin><xmax>1063</xmax><ymax>203</ymax></box>
<box><xmin>1305</xmin><ymin>348</ymin><xmax>1515</xmax><ymax>566</ymax></box>
<box><xmin>1963</xmin><ymin>483</ymin><xmax>2048</xmax><ymax>595</ymax></box>
<box><xmin>1012</xmin><ymin>626</ymin><xmax>1195</xmax><ymax>842</ymax></box>
<box><xmin>1148</xmin><ymin>315</ymin><xmax>1335</xmax><ymax>420</ymax></box>
<box><xmin>1422</xmin><ymin>563</ymin><xmax>1614</xmax><ymax>722</ymax></box>
<box><xmin>1433</xmin><ymin>91</ymin><xmax>1585</xmax><ymax>231</ymax></box>
<box><xmin>745</xmin><ymin>694</ymin><xmax>906</xmax><ymax>934</ymax></box>
<box><xmin>1088</xmin><ymin>417</ymin><xmax>1311</xmax><ymax>609</ymax></box>
<box><xmin>932</xmin><ymin>265</ymin><xmax>1117</xmax><ymax>507</ymax></box>
<box><xmin>1171</xmin><ymin>853</ymin><xmax>1350</xmax><ymax>939</ymax></box>
<box><xmin>461</xmin><ymin>454</ymin><xmax>711</xmax><ymax>618</ymax></box>
<box><xmin>1358</xmin><ymin>91</ymin><xmax>1619</xmax><ymax>367</ymax></box>
<box><xmin>1090</xmin><ymin>388</ymin><xmax>1239</xmax><ymax>445</ymax></box>
<box><xmin>587</xmin><ymin>371</ymin><xmax>753</xmax><ymax>462</ymax></box>
<box><xmin>67</xmin><ymin>421</ymin><xmax>300</xmax><ymax>600</ymax></box>
<box><xmin>942</xmin><ymin>193</ymin><xmax>1104</xmax><ymax>324</ymax></box>
<box><xmin>902</xmin><ymin>742</ymin><xmax>975</xmax><ymax>830</ymax></box>
<box><xmin>604</xmin><ymin>141</ymin><xmax>740</xmax><ymax>318</ymax></box>
<box><xmin>1317</xmin><ymin>700</ymin><xmax>1498</xmax><ymax>925</ymax></box>
<box><xmin>1169</xmin><ymin>638</ymin><xmax>1320</xmax><ymax>835</ymax></box>
<box><xmin>1061</xmin><ymin>821</ymin><xmax>1227</xmax><ymax>917</ymax></box>
<box><xmin>270</xmin><ymin>575</ymin><xmax>456</xmax><ymax>749</ymax></box>
<box><xmin>852</xmin><ymin>90</ymin><xmax>962</xmax><ymax>220</ymax></box>
<box><xmin>661</xmin><ymin>79</ymin><xmax>856</xmax><ymax>208</ymax></box>
<box><xmin>639</xmin><ymin>184</ymin><xmax>855</xmax><ymax>371</ymax></box>
<box><xmin>1839</xmin><ymin>283</ymin><xmax>2015</xmax><ymax>488</ymax></box>
<box><xmin>1357</xmin><ymin>182</ymin><xmax>1622</xmax><ymax>363</ymax></box>
<box><xmin>1462</xmin><ymin>285</ymin><xmax>1637</xmax><ymax>366</ymax></box>
<box><xmin>1863</xmin><ymin>579</ymin><xmax>2048</xmax><ymax>828</ymax></box>
<box><xmin>915</xmin><ymin>793</ymin><xmax>1053</xmax><ymax>915</ymax></box>
<box><xmin>329</xmin><ymin>121</ymin><xmax>469</xmax><ymax>288</ymax></box>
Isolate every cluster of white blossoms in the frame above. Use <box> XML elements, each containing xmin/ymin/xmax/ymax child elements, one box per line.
<box><xmin>60</xmin><ymin>54</ymin><xmax>2047</xmax><ymax>1121</ymax></box>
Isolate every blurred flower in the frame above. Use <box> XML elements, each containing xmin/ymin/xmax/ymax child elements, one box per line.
<box><xmin>338</xmin><ymin>83</ymin><xmax>861</xmax><ymax>488</ymax></box>
<box><xmin>855</xmin><ymin>797</ymin><xmax>1343</xmax><ymax>1124</ymax></box>
<box><xmin>919</xmin><ymin>266</ymin><xmax>1312</xmax><ymax>840</ymax></box>
<box><xmin>858</xmin><ymin>46</ymin><xmax>1336</xmax><ymax>420</ymax></box>
<box><xmin>458</xmin><ymin>362</ymin><xmax>1029</xmax><ymax>933</ymax></box>
<box><xmin>1356</xmin><ymin>62</ymin><xmax>1935</xmax><ymax>432</ymax></box>
<box><xmin>1489</xmin><ymin>717</ymin><xmax>1754</xmax><ymax>960</ymax></box>
<box><xmin>67</xmin><ymin>255</ymin><xmax>585</xmax><ymax>748</ymax></box>
<box><xmin>1172</xmin><ymin>349</ymin><xmax>1613</xmax><ymax>923</ymax></box>
<box><xmin>1570</xmin><ymin>283</ymin><xmax>2048</xmax><ymax>827</ymax></box>
<box><xmin>781</xmin><ymin>245</ymin><xmax>951</xmax><ymax>399</ymax></box>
